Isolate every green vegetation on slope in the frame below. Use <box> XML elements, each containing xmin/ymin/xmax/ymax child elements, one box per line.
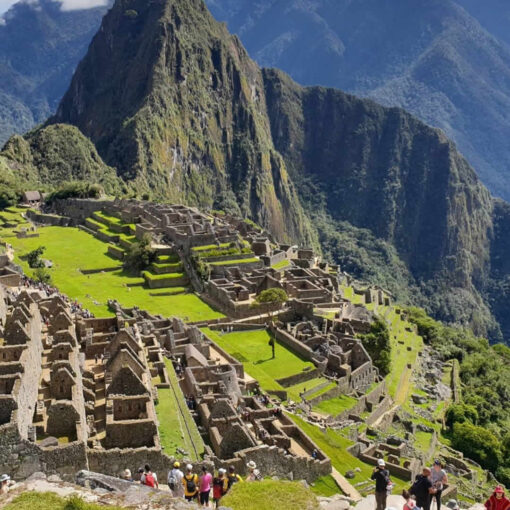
<box><xmin>221</xmin><ymin>479</ymin><xmax>319</xmax><ymax>510</ymax></box>
<box><xmin>3</xmin><ymin>223</ymin><xmax>222</xmax><ymax>321</ymax></box>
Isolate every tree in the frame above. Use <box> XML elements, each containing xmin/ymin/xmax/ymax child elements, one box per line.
<box><xmin>445</xmin><ymin>403</ymin><xmax>479</xmax><ymax>428</ymax></box>
<box><xmin>254</xmin><ymin>288</ymin><xmax>288</xmax><ymax>319</ymax></box>
<box><xmin>123</xmin><ymin>234</ymin><xmax>156</xmax><ymax>273</ymax></box>
<box><xmin>26</xmin><ymin>246</ymin><xmax>46</xmax><ymax>268</ymax></box>
<box><xmin>452</xmin><ymin>422</ymin><xmax>501</xmax><ymax>472</ymax></box>
<box><xmin>33</xmin><ymin>267</ymin><xmax>52</xmax><ymax>284</ymax></box>
<box><xmin>358</xmin><ymin>318</ymin><xmax>391</xmax><ymax>376</ymax></box>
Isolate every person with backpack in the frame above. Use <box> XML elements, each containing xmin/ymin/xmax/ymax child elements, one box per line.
<box><xmin>372</xmin><ymin>459</ymin><xmax>391</xmax><ymax>510</ymax></box>
<box><xmin>199</xmin><ymin>465</ymin><xmax>213</xmax><ymax>507</ymax></box>
<box><xmin>213</xmin><ymin>468</ymin><xmax>228</xmax><ymax>508</ymax></box>
<box><xmin>167</xmin><ymin>461</ymin><xmax>184</xmax><ymax>498</ymax></box>
<box><xmin>245</xmin><ymin>461</ymin><xmax>262</xmax><ymax>482</ymax></box>
<box><xmin>182</xmin><ymin>464</ymin><xmax>199</xmax><ymax>502</ymax></box>
<box><xmin>410</xmin><ymin>467</ymin><xmax>436</xmax><ymax>510</ymax></box>
<box><xmin>141</xmin><ymin>464</ymin><xmax>158</xmax><ymax>489</ymax></box>
<box><xmin>226</xmin><ymin>466</ymin><xmax>242</xmax><ymax>490</ymax></box>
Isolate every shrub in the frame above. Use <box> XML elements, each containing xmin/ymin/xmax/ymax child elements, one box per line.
<box><xmin>123</xmin><ymin>234</ymin><xmax>156</xmax><ymax>273</ymax></box>
<box><xmin>33</xmin><ymin>267</ymin><xmax>52</xmax><ymax>284</ymax></box>
<box><xmin>445</xmin><ymin>403</ymin><xmax>479</xmax><ymax>428</ymax></box>
<box><xmin>358</xmin><ymin>318</ymin><xmax>391</xmax><ymax>376</ymax></box>
<box><xmin>26</xmin><ymin>246</ymin><xmax>46</xmax><ymax>268</ymax></box>
<box><xmin>47</xmin><ymin>182</ymin><xmax>102</xmax><ymax>203</ymax></box>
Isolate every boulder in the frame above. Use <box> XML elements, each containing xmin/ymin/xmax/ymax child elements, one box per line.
<box><xmin>76</xmin><ymin>470</ymin><xmax>136</xmax><ymax>493</ymax></box>
<box><xmin>38</xmin><ymin>436</ymin><xmax>58</xmax><ymax>448</ymax></box>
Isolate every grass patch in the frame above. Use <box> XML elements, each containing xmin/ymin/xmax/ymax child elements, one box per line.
<box><xmin>3</xmin><ymin>492</ymin><xmax>124</xmax><ymax>510</ymax></box>
<box><xmin>4</xmin><ymin>226</ymin><xmax>223</xmax><ymax>321</ymax></box>
<box><xmin>271</xmin><ymin>259</ymin><xmax>290</xmax><ymax>270</ymax></box>
<box><xmin>221</xmin><ymin>480</ymin><xmax>319</xmax><ymax>510</ymax></box>
<box><xmin>313</xmin><ymin>394</ymin><xmax>358</xmax><ymax>417</ymax></box>
<box><xmin>203</xmin><ymin>328</ymin><xmax>315</xmax><ymax>400</ymax></box>
<box><xmin>142</xmin><ymin>271</ymin><xmax>185</xmax><ymax>281</ymax></box>
<box><xmin>209</xmin><ymin>257</ymin><xmax>259</xmax><ymax>266</ymax></box>
<box><xmin>191</xmin><ymin>243</ymin><xmax>232</xmax><ymax>252</ymax></box>
<box><xmin>310</xmin><ymin>475</ymin><xmax>340</xmax><ymax>497</ymax></box>
<box><xmin>155</xmin><ymin>358</ymin><xmax>205</xmax><ymax>460</ymax></box>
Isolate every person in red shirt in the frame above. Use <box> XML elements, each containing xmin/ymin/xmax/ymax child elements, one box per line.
<box><xmin>485</xmin><ymin>486</ymin><xmax>510</xmax><ymax>510</ymax></box>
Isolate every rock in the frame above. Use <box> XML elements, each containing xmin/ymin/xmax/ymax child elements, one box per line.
<box><xmin>345</xmin><ymin>470</ymin><xmax>355</xmax><ymax>479</ymax></box>
<box><xmin>25</xmin><ymin>472</ymin><xmax>47</xmax><ymax>482</ymax></box>
<box><xmin>48</xmin><ymin>474</ymin><xmax>62</xmax><ymax>483</ymax></box>
<box><xmin>38</xmin><ymin>436</ymin><xmax>59</xmax><ymax>448</ymax></box>
<box><xmin>76</xmin><ymin>470</ymin><xmax>135</xmax><ymax>493</ymax></box>
<box><xmin>387</xmin><ymin>435</ymin><xmax>404</xmax><ymax>446</ymax></box>
<box><xmin>320</xmin><ymin>494</ymin><xmax>352</xmax><ymax>510</ymax></box>
<box><xmin>412</xmin><ymin>394</ymin><xmax>428</xmax><ymax>405</ymax></box>
<box><xmin>417</xmin><ymin>424</ymin><xmax>434</xmax><ymax>433</ymax></box>
<box><xmin>354</xmin><ymin>467</ymin><xmax>362</xmax><ymax>473</ymax></box>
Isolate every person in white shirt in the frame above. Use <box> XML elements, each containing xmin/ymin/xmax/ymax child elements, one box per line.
<box><xmin>168</xmin><ymin>461</ymin><xmax>184</xmax><ymax>498</ymax></box>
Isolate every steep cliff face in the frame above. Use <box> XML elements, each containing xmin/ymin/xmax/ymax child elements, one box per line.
<box><xmin>263</xmin><ymin>69</ymin><xmax>497</xmax><ymax>334</ymax></box>
<box><xmin>52</xmin><ymin>0</ymin><xmax>314</xmax><ymax>246</ymax></box>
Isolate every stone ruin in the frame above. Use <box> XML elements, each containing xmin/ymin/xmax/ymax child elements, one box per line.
<box><xmin>0</xmin><ymin>285</ymin><xmax>331</xmax><ymax>484</ymax></box>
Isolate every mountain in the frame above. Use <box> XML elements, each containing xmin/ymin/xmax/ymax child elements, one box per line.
<box><xmin>2</xmin><ymin>0</ymin><xmax>510</xmax><ymax>342</ymax></box>
<box><xmin>0</xmin><ymin>0</ymin><xmax>110</xmax><ymax>146</ymax></box>
<box><xmin>205</xmin><ymin>0</ymin><xmax>510</xmax><ymax>202</ymax></box>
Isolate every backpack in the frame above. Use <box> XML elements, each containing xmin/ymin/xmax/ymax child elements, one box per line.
<box><xmin>144</xmin><ymin>472</ymin><xmax>155</xmax><ymax>488</ymax></box>
<box><xmin>168</xmin><ymin>472</ymin><xmax>177</xmax><ymax>491</ymax></box>
<box><xmin>213</xmin><ymin>477</ymin><xmax>225</xmax><ymax>499</ymax></box>
<box><xmin>185</xmin><ymin>474</ymin><xmax>197</xmax><ymax>494</ymax></box>
<box><xmin>228</xmin><ymin>473</ymin><xmax>239</xmax><ymax>488</ymax></box>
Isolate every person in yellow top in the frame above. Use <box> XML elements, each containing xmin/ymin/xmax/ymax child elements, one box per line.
<box><xmin>226</xmin><ymin>466</ymin><xmax>243</xmax><ymax>491</ymax></box>
<box><xmin>182</xmin><ymin>464</ymin><xmax>199</xmax><ymax>502</ymax></box>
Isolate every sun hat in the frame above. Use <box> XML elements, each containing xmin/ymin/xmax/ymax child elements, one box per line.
<box><xmin>186</xmin><ymin>464</ymin><xmax>193</xmax><ymax>471</ymax></box>
<box><xmin>218</xmin><ymin>468</ymin><xmax>226</xmax><ymax>475</ymax></box>
<box><xmin>123</xmin><ymin>469</ymin><xmax>131</xmax><ymax>478</ymax></box>
<box><xmin>495</xmin><ymin>486</ymin><xmax>505</xmax><ymax>494</ymax></box>
<box><xmin>0</xmin><ymin>474</ymin><xmax>10</xmax><ymax>483</ymax></box>
<box><xmin>247</xmin><ymin>461</ymin><xmax>257</xmax><ymax>470</ymax></box>
<box><xmin>173</xmin><ymin>461</ymin><xmax>180</xmax><ymax>468</ymax></box>
<box><xmin>377</xmin><ymin>459</ymin><xmax>386</xmax><ymax>467</ymax></box>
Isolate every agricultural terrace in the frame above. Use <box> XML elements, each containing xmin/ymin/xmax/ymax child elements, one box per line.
<box><xmin>1</xmin><ymin>211</ymin><xmax>223</xmax><ymax>321</ymax></box>
<box><xmin>202</xmin><ymin>328</ymin><xmax>335</xmax><ymax>402</ymax></box>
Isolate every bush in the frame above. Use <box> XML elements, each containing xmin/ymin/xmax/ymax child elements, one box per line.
<box><xmin>358</xmin><ymin>318</ymin><xmax>391</xmax><ymax>376</ymax></box>
<box><xmin>0</xmin><ymin>185</ymin><xmax>21</xmax><ymax>209</ymax></box>
<box><xmin>451</xmin><ymin>422</ymin><xmax>501</xmax><ymax>472</ymax></box>
<box><xmin>26</xmin><ymin>246</ymin><xmax>46</xmax><ymax>268</ymax></box>
<box><xmin>123</xmin><ymin>234</ymin><xmax>156</xmax><ymax>273</ymax></box>
<box><xmin>47</xmin><ymin>182</ymin><xmax>102</xmax><ymax>203</ymax></box>
<box><xmin>445</xmin><ymin>403</ymin><xmax>479</xmax><ymax>428</ymax></box>
<box><xmin>33</xmin><ymin>267</ymin><xmax>52</xmax><ymax>284</ymax></box>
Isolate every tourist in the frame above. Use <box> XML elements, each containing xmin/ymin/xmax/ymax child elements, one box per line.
<box><xmin>485</xmin><ymin>486</ymin><xmax>510</xmax><ymax>510</ymax></box>
<box><xmin>167</xmin><ymin>461</ymin><xmax>184</xmax><ymax>498</ymax></box>
<box><xmin>403</xmin><ymin>489</ymin><xmax>416</xmax><ymax>510</ymax></box>
<box><xmin>141</xmin><ymin>464</ymin><xmax>158</xmax><ymax>489</ymax></box>
<box><xmin>0</xmin><ymin>474</ymin><xmax>13</xmax><ymax>495</ymax></box>
<box><xmin>410</xmin><ymin>467</ymin><xmax>436</xmax><ymax>510</ymax></box>
<box><xmin>182</xmin><ymin>464</ymin><xmax>199</xmax><ymax>502</ymax></box>
<box><xmin>121</xmin><ymin>469</ymin><xmax>133</xmax><ymax>482</ymax></box>
<box><xmin>312</xmin><ymin>448</ymin><xmax>318</xmax><ymax>460</ymax></box>
<box><xmin>226</xmin><ymin>466</ymin><xmax>242</xmax><ymax>490</ymax></box>
<box><xmin>212</xmin><ymin>468</ymin><xmax>228</xmax><ymax>508</ymax></box>
<box><xmin>199</xmin><ymin>465</ymin><xmax>213</xmax><ymax>507</ymax></box>
<box><xmin>372</xmin><ymin>459</ymin><xmax>391</xmax><ymax>510</ymax></box>
<box><xmin>430</xmin><ymin>460</ymin><xmax>448</xmax><ymax>510</ymax></box>
<box><xmin>245</xmin><ymin>461</ymin><xmax>262</xmax><ymax>482</ymax></box>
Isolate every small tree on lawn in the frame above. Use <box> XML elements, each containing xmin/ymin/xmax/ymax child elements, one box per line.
<box><xmin>255</xmin><ymin>288</ymin><xmax>288</xmax><ymax>319</ymax></box>
<box><xmin>26</xmin><ymin>246</ymin><xmax>46</xmax><ymax>268</ymax></box>
<box><xmin>123</xmin><ymin>234</ymin><xmax>156</xmax><ymax>274</ymax></box>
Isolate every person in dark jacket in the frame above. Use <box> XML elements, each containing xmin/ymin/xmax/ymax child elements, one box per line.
<box><xmin>372</xmin><ymin>459</ymin><xmax>391</xmax><ymax>510</ymax></box>
<box><xmin>411</xmin><ymin>467</ymin><xmax>436</xmax><ymax>510</ymax></box>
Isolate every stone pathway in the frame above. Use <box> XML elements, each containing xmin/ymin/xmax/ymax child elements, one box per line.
<box><xmin>331</xmin><ymin>468</ymin><xmax>362</xmax><ymax>502</ymax></box>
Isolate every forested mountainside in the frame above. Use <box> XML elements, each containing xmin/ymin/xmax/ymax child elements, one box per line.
<box><xmin>1</xmin><ymin>0</ymin><xmax>510</xmax><ymax>343</ymax></box>
<box><xmin>206</xmin><ymin>0</ymin><xmax>510</xmax><ymax>202</ymax></box>
<box><xmin>0</xmin><ymin>0</ymin><xmax>111</xmax><ymax>145</ymax></box>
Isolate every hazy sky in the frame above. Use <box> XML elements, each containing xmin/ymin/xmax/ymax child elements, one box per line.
<box><xmin>0</xmin><ymin>0</ymin><xmax>108</xmax><ymax>14</ymax></box>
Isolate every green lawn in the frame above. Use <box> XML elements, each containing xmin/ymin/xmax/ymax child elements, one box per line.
<box><xmin>290</xmin><ymin>415</ymin><xmax>408</xmax><ymax>496</ymax></box>
<box><xmin>203</xmin><ymin>328</ymin><xmax>318</xmax><ymax>400</ymax></box>
<box><xmin>4</xmin><ymin>493</ymin><xmax>124</xmax><ymax>510</ymax></box>
<box><xmin>3</xmin><ymin>225</ymin><xmax>223</xmax><ymax>321</ymax></box>
<box><xmin>209</xmin><ymin>257</ymin><xmax>259</xmax><ymax>266</ymax></box>
<box><xmin>271</xmin><ymin>259</ymin><xmax>290</xmax><ymax>270</ymax></box>
<box><xmin>155</xmin><ymin>359</ymin><xmax>205</xmax><ymax>460</ymax></box>
<box><xmin>313</xmin><ymin>394</ymin><xmax>357</xmax><ymax>417</ymax></box>
<box><xmin>221</xmin><ymin>480</ymin><xmax>319</xmax><ymax>510</ymax></box>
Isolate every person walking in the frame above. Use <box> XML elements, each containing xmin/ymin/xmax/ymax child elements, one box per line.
<box><xmin>141</xmin><ymin>464</ymin><xmax>158</xmax><ymax>489</ymax></box>
<box><xmin>226</xmin><ymin>465</ymin><xmax>242</xmax><ymax>490</ymax></box>
<box><xmin>199</xmin><ymin>466</ymin><xmax>213</xmax><ymax>507</ymax></box>
<box><xmin>182</xmin><ymin>464</ymin><xmax>199</xmax><ymax>502</ymax></box>
<box><xmin>430</xmin><ymin>460</ymin><xmax>448</xmax><ymax>510</ymax></box>
<box><xmin>167</xmin><ymin>461</ymin><xmax>184</xmax><ymax>498</ymax></box>
<box><xmin>410</xmin><ymin>467</ymin><xmax>436</xmax><ymax>510</ymax></box>
<box><xmin>213</xmin><ymin>469</ymin><xmax>228</xmax><ymax>508</ymax></box>
<box><xmin>485</xmin><ymin>486</ymin><xmax>510</xmax><ymax>510</ymax></box>
<box><xmin>372</xmin><ymin>459</ymin><xmax>391</xmax><ymax>510</ymax></box>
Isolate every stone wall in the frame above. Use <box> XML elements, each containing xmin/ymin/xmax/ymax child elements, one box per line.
<box><xmin>365</xmin><ymin>395</ymin><xmax>393</xmax><ymax>426</ymax></box>
<box><xmin>26</xmin><ymin>210</ymin><xmax>71</xmax><ymax>227</ymax></box>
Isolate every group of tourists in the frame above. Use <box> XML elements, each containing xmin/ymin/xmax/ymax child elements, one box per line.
<box><xmin>125</xmin><ymin>460</ymin><xmax>262</xmax><ymax>508</ymax></box>
<box><xmin>372</xmin><ymin>458</ymin><xmax>510</xmax><ymax>510</ymax></box>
